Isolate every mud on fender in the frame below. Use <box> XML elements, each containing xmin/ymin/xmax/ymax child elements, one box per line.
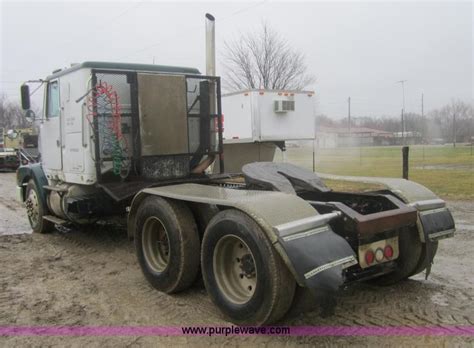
<box><xmin>273</xmin><ymin>213</ymin><xmax>357</xmax><ymax>292</ymax></box>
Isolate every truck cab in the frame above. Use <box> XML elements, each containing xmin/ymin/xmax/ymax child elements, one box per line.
<box><xmin>17</xmin><ymin>61</ymin><xmax>224</xmax><ymax>226</ymax></box>
<box><xmin>27</xmin><ymin>62</ymin><xmax>222</xmax><ymax>185</ymax></box>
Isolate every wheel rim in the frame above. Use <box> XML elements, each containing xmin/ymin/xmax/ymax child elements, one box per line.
<box><xmin>213</xmin><ymin>235</ymin><xmax>257</xmax><ymax>305</ymax></box>
<box><xmin>25</xmin><ymin>188</ymin><xmax>40</xmax><ymax>227</ymax></box>
<box><xmin>142</xmin><ymin>217</ymin><xmax>170</xmax><ymax>273</ymax></box>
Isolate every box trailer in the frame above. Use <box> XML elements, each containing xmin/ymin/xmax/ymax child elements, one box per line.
<box><xmin>216</xmin><ymin>89</ymin><xmax>316</xmax><ymax>172</ymax></box>
<box><xmin>222</xmin><ymin>89</ymin><xmax>315</xmax><ymax>142</ymax></box>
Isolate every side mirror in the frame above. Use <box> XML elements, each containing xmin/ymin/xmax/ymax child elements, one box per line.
<box><xmin>25</xmin><ymin>109</ymin><xmax>36</xmax><ymax>122</ymax></box>
<box><xmin>20</xmin><ymin>84</ymin><xmax>31</xmax><ymax>110</ymax></box>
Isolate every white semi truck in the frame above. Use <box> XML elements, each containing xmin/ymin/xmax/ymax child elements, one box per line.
<box><xmin>16</xmin><ymin>14</ymin><xmax>455</xmax><ymax>325</ymax></box>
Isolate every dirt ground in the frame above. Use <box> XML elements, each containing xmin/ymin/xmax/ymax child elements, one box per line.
<box><xmin>0</xmin><ymin>172</ymin><xmax>473</xmax><ymax>347</ymax></box>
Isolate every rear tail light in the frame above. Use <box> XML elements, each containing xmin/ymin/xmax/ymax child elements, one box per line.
<box><xmin>375</xmin><ymin>248</ymin><xmax>384</xmax><ymax>262</ymax></box>
<box><xmin>365</xmin><ymin>250</ymin><xmax>375</xmax><ymax>265</ymax></box>
<box><xmin>384</xmin><ymin>245</ymin><xmax>394</xmax><ymax>259</ymax></box>
<box><xmin>358</xmin><ymin>237</ymin><xmax>399</xmax><ymax>268</ymax></box>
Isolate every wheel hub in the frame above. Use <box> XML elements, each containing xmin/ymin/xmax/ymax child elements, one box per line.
<box><xmin>142</xmin><ymin>216</ymin><xmax>170</xmax><ymax>273</ymax></box>
<box><xmin>213</xmin><ymin>235</ymin><xmax>257</xmax><ymax>304</ymax></box>
<box><xmin>239</xmin><ymin>254</ymin><xmax>256</xmax><ymax>277</ymax></box>
<box><xmin>25</xmin><ymin>189</ymin><xmax>39</xmax><ymax>225</ymax></box>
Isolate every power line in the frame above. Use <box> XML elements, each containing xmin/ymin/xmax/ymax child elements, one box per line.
<box><xmin>58</xmin><ymin>1</ymin><xmax>146</xmax><ymax>48</ymax></box>
<box><xmin>108</xmin><ymin>0</ymin><xmax>145</xmax><ymax>23</ymax></box>
<box><xmin>119</xmin><ymin>1</ymin><xmax>268</xmax><ymax>61</ymax></box>
<box><xmin>220</xmin><ymin>0</ymin><xmax>267</xmax><ymax>22</ymax></box>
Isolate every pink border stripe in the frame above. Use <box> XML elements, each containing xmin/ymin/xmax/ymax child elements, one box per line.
<box><xmin>292</xmin><ymin>326</ymin><xmax>474</xmax><ymax>336</ymax></box>
<box><xmin>0</xmin><ymin>326</ymin><xmax>473</xmax><ymax>337</ymax></box>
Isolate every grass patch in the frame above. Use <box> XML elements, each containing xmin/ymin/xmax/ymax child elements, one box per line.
<box><xmin>322</xmin><ymin>179</ymin><xmax>385</xmax><ymax>193</ymax></box>
<box><xmin>276</xmin><ymin>144</ymin><xmax>474</xmax><ymax>200</ymax></box>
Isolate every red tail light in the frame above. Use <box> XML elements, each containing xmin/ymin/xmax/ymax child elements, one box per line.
<box><xmin>384</xmin><ymin>245</ymin><xmax>394</xmax><ymax>259</ymax></box>
<box><xmin>365</xmin><ymin>250</ymin><xmax>375</xmax><ymax>265</ymax></box>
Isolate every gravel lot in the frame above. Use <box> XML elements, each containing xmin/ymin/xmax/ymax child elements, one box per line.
<box><xmin>0</xmin><ymin>172</ymin><xmax>473</xmax><ymax>346</ymax></box>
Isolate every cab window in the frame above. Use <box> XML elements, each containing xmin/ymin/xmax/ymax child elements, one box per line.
<box><xmin>47</xmin><ymin>81</ymin><xmax>60</xmax><ymax>118</ymax></box>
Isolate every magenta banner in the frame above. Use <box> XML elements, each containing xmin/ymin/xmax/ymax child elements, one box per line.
<box><xmin>0</xmin><ymin>326</ymin><xmax>473</xmax><ymax>337</ymax></box>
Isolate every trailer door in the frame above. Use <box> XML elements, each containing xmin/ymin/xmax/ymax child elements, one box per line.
<box><xmin>40</xmin><ymin>80</ymin><xmax>62</xmax><ymax>171</ymax></box>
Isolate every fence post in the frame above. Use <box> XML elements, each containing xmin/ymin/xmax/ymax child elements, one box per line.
<box><xmin>402</xmin><ymin>146</ymin><xmax>409</xmax><ymax>179</ymax></box>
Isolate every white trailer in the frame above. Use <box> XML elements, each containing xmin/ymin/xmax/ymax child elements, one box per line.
<box><xmin>216</xmin><ymin>89</ymin><xmax>316</xmax><ymax>172</ymax></box>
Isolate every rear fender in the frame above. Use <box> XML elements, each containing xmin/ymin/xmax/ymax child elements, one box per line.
<box><xmin>127</xmin><ymin>183</ymin><xmax>357</xmax><ymax>291</ymax></box>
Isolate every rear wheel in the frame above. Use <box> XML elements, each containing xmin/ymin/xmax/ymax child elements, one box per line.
<box><xmin>25</xmin><ymin>180</ymin><xmax>53</xmax><ymax>233</ymax></box>
<box><xmin>201</xmin><ymin>209</ymin><xmax>295</xmax><ymax>325</ymax></box>
<box><xmin>135</xmin><ymin>196</ymin><xmax>200</xmax><ymax>293</ymax></box>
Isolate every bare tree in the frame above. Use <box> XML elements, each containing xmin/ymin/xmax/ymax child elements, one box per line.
<box><xmin>222</xmin><ymin>23</ymin><xmax>315</xmax><ymax>91</ymax></box>
<box><xmin>0</xmin><ymin>94</ymin><xmax>31</xmax><ymax>130</ymax></box>
<box><xmin>439</xmin><ymin>99</ymin><xmax>471</xmax><ymax>147</ymax></box>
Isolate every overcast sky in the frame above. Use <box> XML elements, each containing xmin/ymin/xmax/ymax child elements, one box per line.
<box><xmin>1</xmin><ymin>0</ymin><xmax>472</xmax><ymax>119</ymax></box>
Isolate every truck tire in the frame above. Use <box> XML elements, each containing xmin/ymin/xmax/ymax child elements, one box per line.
<box><xmin>135</xmin><ymin>196</ymin><xmax>200</xmax><ymax>294</ymax></box>
<box><xmin>369</xmin><ymin>227</ymin><xmax>437</xmax><ymax>285</ymax></box>
<box><xmin>410</xmin><ymin>240</ymin><xmax>439</xmax><ymax>277</ymax></box>
<box><xmin>25</xmin><ymin>179</ymin><xmax>53</xmax><ymax>233</ymax></box>
<box><xmin>201</xmin><ymin>209</ymin><xmax>296</xmax><ymax>325</ymax></box>
<box><xmin>188</xmin><ymin>203</ymin><xmax>220</xmax><ymax>239</ymax></box>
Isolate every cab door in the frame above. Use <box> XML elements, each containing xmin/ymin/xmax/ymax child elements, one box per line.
<box><xmin>40</xmin><ymin>80</ymin><xmax>62</xmax><ymax>170</ymax></box>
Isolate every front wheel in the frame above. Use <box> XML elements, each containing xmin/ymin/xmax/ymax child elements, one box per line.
<box><xmin>25</xmin><ymin>180</ymin><xmax>53</xmax><ymax>233</ymax></box>
<box><xmin>201</xmin><ymin>209</ymin><xmax>296</xmax><ymax>325</ymax></box>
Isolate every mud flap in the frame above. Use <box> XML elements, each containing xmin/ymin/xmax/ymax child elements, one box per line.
<box><xmin>417</xmin><ymin>207</ymin><xmax>455</xmax><ymax>278</ymax></box>
<box><xmin>273</xmin><ymin>215</ymin><xmax>357</xmax><ymax>293</ymax></box>
<box><xmin>419</xmin><ymin>208</ymin><xmax>455</xmax><ymax>242</ymax></box>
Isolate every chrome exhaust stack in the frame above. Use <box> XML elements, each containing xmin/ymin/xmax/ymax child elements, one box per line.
<box><xmin>205</xmin><ymin>13</ymin><xmax>216</xmax><ymax>76</ymax></box>
<box><xmin>192</xmin><ymin>13</ymin><xmax>217</xmax><ymax>174</ymax></box>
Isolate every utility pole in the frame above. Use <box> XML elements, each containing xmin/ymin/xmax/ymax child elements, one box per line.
<box><xmin>453</xmin><ymin>112</ymin><xmax>456</xmax><ymax>148</ymax></box>
<box><xmin>348</xmin><ymin>97</ymin><xmax>351</xmax><ymax>133</ymax></box>
<box><xmin>397</xmin><ymin>80</ymin><xmax>407</xmax><ymax>145</ymax></box>
<box><xmin>401</xmin><ymin>108</ymin><xmax>405</xmax><ymax>146</ymax></box>
<box><xmin>397</xmin><ymin>80</ymin><xmax>407</xmax><ymax>111</ymax></box>
<box><xmin>421</xmin><ymin>93</ymin><xmax>424</xmax><ymax>140</ymax></box>
<box><xmin>421</xmin><ymin>93</ymin><xmax>424</xmax><ymax>118</ymax></box>
<box><xmin>421</xmin><ymin>93</ymin><xmax>425</xmax><ymax>162</ymax></box>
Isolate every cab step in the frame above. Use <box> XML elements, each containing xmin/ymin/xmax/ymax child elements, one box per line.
<box><xmin>43</xmin><ymin>185</ymin><xmax>68</xmax><ymax>192</ymax></box>
<box><xmin>43</xmin><ymin>215</ymin><xmax>68</xmax><ymax>225</ymax></box>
